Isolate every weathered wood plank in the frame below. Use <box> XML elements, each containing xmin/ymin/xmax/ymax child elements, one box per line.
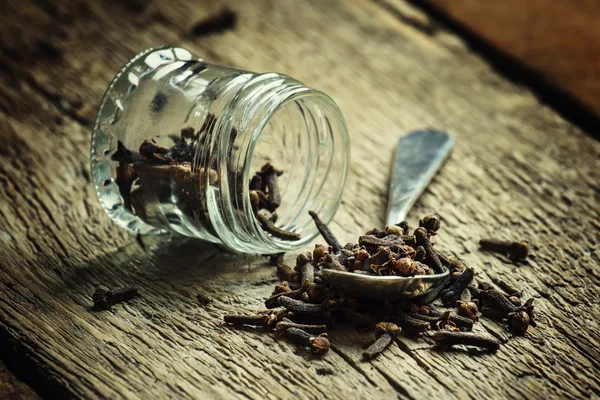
<box><xmin>0</xmin><ymin>0</ymin><xmax>599</xmax><ymax>399</ymax></box>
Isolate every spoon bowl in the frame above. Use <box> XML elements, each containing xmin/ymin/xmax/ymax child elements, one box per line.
<box><xmin>321</xmin><ymin>268</ymin><xmax>449</xmax><ymax>300</ymax></box>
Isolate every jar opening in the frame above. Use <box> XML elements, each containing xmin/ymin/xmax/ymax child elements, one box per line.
<box><xmin>219</xmin><ymin>88</ymin><xmax>350</xmax><ymax>253</ymax></box>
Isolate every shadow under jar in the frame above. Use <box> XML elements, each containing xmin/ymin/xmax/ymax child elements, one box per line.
<box><xmin>91</xmin><ymin>47</ymin><xmax>350</xmax><ymax>253</ymax></box>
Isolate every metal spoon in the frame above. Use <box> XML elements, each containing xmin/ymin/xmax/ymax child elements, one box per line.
<box><xmin>322</xmin><ymin>130</ymin><xmax>455</xmax><ymax>300</ymax></box>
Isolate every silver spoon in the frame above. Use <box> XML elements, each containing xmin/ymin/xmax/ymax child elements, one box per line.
<box><xmin>322</xmin><ymin>130</ymin><xmax>455</xmax><ymax>300</ymax></box>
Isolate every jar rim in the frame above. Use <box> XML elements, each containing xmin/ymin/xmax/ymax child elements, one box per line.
<box><xmin>228</xmin><ymin>79</ymin><xmax>350</xmax><ymax>252</ymax></box>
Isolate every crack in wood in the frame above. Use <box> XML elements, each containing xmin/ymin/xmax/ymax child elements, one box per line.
<box><xmin>329</xmin><ymin>345</ymin><xmax>379</xmax><ymax>388</ymax></box>
<box><xmin>394</xmin><ymin>337</ymin><xmax>457</xmax><ymax>394</ymax></box>
<box><xmin>371</xmin><ymin>363</ymin><xmax>416</xmax><ymax>400</ymax></box>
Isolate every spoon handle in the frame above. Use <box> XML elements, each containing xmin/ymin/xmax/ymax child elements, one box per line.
<box><xmin>386</xmin><ymin>130</ymin><xmax>455</xmax><ymax>226</ymax></box>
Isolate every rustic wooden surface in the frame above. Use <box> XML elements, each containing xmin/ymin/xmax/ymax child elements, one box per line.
<box><xmin>417</xmin><ymin>0</ymin><xmax>600</xmax><ymax>124</ymax></box>
<box><xmin>1</xmin><ymin>0</ymin><xmax>599</xmax><ymax>398</ymax></box>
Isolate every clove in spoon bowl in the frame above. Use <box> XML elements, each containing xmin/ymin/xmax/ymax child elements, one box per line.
<box><xmin>321</xmin><ymin>130</ymin><xmax>454</xmax><ymax>300</ymax></box>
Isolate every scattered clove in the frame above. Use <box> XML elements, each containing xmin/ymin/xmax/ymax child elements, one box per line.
<box><xmin>257</xmin><ymin>163</ymin><xmax>283</xmax><ymax>210</ymax></box>
<box><xmin>320</xmin><ymin>253</ymin><xmax>347</xmax><ymax>272</ymax></box>
<box><xmin>419</xmin><ymin>214</ymin><xmax>441</xmax><ymax>236</ymax></box>
<box><xmin>397</xmin><ymin>220</ymin><xmax>410</xmax><ymax>235</ymax></box>
<box><xmin>479</xmin><ymin>287</ymin><xmax>520</xmax><ymax>315</ymax></box>
<box><xmin>407</xmin><ymin>311</ymin><xmax>473</xmax><ymax>331</ymax></box>
<box><xmin>305</xmin><ymin>283</ymin><xmax>329</xmax><ymax>303</ymax></box>
<box><xmin>92</xmin><ymin>286</ymin><xmax>138</xmax><ymax>310</ymax></box>
<box><xmin>507</xmin><ymin>311</ymin><xmax>530</xmax><ymax>335</ymax></box>
<box><xmin>264</xmin><ymin>282</ymin><xmax>308</xmax><ymax>309</ymax></box>
<box><xmin>275</xmin><ymin>319</ymin><xmax>327</xmax><ymax>334</ymax></box>
<box><xmin>457</xmin><ymin>300</ymin><xmax>479</xmax><ymax>321</ymax></box>
<box><xmin>440</xmin><ymin>268</ymin><xmax>475</xmax><ymax>306</ymax></box>
<box><xmin>278</xmin><ymin>296</ymin><xmax>331</xmax><ymax>318</ymax></box>
<box><xmin>496</xmin><ymin>280</ymin><xmax>521</xmax><ymax>297</ymax></box>
<box><xmin>414</xmin><ymin>246</ymin><xmax>426</xmax><ymax>262</ymax></box>
<box><xmin>423</xmin><ymin>330</ymin><xmax>500</xmax><ymax>351</ymax></box>
<box><xmin>265</xmin><ymin>309</ymin><xmax>290</xmax><ymax>328</ymax></box>
<box><xmin>196</xmin><ymin>292</ymin><xmax>212</xmax><ymax>306</ymax></box>
<box><xmin>297</xmin><ymin>253</ymin><xmax>315</xmax><ymax>284</ymax></box>
<box><xmin>362</xmin><ymin>322</ymin><xmax>401</xmax><ymax>360</ymax></box>
<box><xmin>313</xmin><ymin>244</ymin><xmax>330</xmax><ymax>263</ymax></box>
<box><xmin>282</xmin><ymin>328</ymin><xmax>330</xmax><ymax>355</ymax></box>
<box><xmin>190</xmin><ymin>8</ymin><xmax>237</xmax><ymax>36</ymax></box>
<box><xmin>309</xmin><ymin>211</ymin><xmax>342</xmax><ymax>254</ymax></box>
<box><xmin>414</xmin><ymin>274</ymin><xmax>451</xmax><ymax>305</ymax></box>
<box><xmin>414</xmin><ymin>227</ymin><xmax>444</xmax><ymax>274</ymax></box>
<box><xmin>478</xmin><ymin>288</ymin><xmax>537</xmax><ymax>332</ymax></box>
<box><xmin>393</xmin><ymin>312</ymin><xmax>431</xmax><ymax>335</ymax></box>
<box><xmin>507</xmin><ymin>295</ymin><xmax>522</xmax><ymax>307</ymax></box>
<box><xmin>272</xmin><ymin>282</ymin><xmax>293</xmax><ymax>296</ymax></box>
<box><xmin>270</xmin><ymin>254</ymin><xmax>299</xmax><ymax>283</ymax></box>
<box><xmin>479</xmin><ymin>238</ymin><xmax>529</xmax><ymax>263</ymax></box>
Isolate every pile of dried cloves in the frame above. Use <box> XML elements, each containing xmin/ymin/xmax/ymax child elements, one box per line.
<box><xmin>310</xmin><ymin>212</ymin><xmax>443</xmax><ymax>276</ymax></box>
<box><xmin>224</xmin><ymin>214</ymin><xmax>535</xmax><ymax>359</ymax></box>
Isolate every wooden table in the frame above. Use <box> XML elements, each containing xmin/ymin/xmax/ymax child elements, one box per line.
<box><xmin>1</xmin><ymin>0</ymin><xmax>599</xmax><ymax>398</ymax></box>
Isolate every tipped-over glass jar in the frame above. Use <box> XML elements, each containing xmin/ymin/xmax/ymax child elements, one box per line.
<box><xmin>91</xmin><ymin>47</ymin><xmax>350</xmax><ymax>253</ymax></box>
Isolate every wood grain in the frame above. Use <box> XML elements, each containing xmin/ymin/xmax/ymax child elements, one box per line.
<box><xmin>0</xmin><ymin>0</ymin><xmax>599</xmax><ymax>398</ymax></box>
<box><xmin>415</xmin><ymin>0</ymin><xmax>600</xmax><ymax>123</ymax></box>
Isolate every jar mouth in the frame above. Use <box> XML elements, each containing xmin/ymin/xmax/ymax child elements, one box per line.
<box><xmin>238</xmin><ymin>87</ymin><xmax>350</xmax><ymax>253</ymax></box>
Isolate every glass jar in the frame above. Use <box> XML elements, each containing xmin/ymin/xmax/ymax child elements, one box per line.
<box><xmin>91</xmin><ymin>46</ymin><xmax>350</xmax><ymax>253</ymax></box>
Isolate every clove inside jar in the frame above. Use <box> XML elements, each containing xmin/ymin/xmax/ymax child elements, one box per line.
<box><xmin>91</xmin><ymin>47</ymin><xmax>350</xmax><ymax>253</ymax></box>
